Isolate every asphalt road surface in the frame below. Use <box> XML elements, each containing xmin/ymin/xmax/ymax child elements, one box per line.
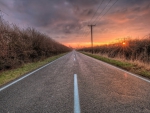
<box><xmin>0</xmin><ymin>51</ymin><xmax>150</xmax><ymax>113</ymax></box>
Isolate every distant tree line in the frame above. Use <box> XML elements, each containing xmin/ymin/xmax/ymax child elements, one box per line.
<box><xmin>79</xmin><ymin>36</ymin><xmax>150</xmax><ymax>63</ymax></box>
<box><xmin>0</xmin><ymin>16</ymin><xmax>71</xmax><ymax>70</ymax></box>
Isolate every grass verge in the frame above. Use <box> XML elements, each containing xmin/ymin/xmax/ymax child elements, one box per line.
<box><xmin>0</xmin><ymin>53</ymin><xmax>66</xmax><ymax>86</ymax></box>
<box><xmin>81</xmin><ymin>52</ymin><xmax>150</xmax><ymax>79</ymax></box>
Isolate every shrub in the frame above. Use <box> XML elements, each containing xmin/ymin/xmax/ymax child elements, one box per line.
<box><xmin>0</xmin><ymin>16</ymin><xmax>71</xmax><ymax>70</ymax></box>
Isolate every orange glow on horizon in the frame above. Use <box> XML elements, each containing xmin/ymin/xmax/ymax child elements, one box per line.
<box><xmin>62</xmin><ymin>34</ymin><xmax>147</xmax><ymax>48</ymax></box>
<box><xmin>63</xmin><ymin>42</ymin><xmax>109</xmax><ymax>48</ymax></box>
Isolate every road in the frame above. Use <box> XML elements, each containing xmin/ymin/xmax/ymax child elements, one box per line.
<box><xmin>0</xmin><ymin>51</ymin><xmax>150</xmax><ymax>113</ymax></box>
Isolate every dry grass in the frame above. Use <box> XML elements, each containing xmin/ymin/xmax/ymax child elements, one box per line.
<box><xmin>0</xmin><ymin>53</ymin><xmax>66</xmax><ymax>86</ymax></box>
<box><xmin>79</xmin><ymin>36</ymin><xmax>150</xmax><ymax>64</ymax></box>
<box><xmin>82</xmin><ymin>52</ymin><xmax>150</xmax><ymax>79</ymax></box>
<box><xmin>95</xmin><ymin>53</ymin><xmax>150</xmax><ymax>71</ymax></box>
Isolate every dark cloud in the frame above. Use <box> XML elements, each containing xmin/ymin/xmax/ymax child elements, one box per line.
<box><xmin>67</xmin><ymin>0</ymin><xmax>99</xmax><ymax>7</ymax></box>
<box><xmin>115</xmin><ymin>0</ymin><xmax>150</xmax><ymax>8</ymax></box>
<box><xmin>0</xmin><ymin>1</ymin><xmax>7</xmax><ymax>8</ymax></box>
<box><xmin>12</xmin><ymin>0</ymin><xmax>70</xmax><ymax>27</ymax></box>
<box><xmin>9</xmin><ymin>0</ymin><xmax>101</xmax><ymax>28</ymax></box>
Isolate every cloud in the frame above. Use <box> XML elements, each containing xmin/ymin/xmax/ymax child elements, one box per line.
<box><xmin>0</xmin><ymin>0</ymin><xmax>150</xmax><ymax>46</ymax></box>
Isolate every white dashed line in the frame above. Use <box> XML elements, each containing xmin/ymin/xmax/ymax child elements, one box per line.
<box><xmin>74</xmin><ymin>74</ymin><xmax>81</xmax><ymax>113</ymax></box>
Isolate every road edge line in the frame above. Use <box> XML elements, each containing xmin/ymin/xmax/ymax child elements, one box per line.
<box><xmin>0</xmin><ymin>53</ymin><xmax>69</xmax><ymax>92</ymax></box>
<box><xmin>79</xmin><ymin>52</ymin><xmax>150</xmax><ymax>83</ymax></box>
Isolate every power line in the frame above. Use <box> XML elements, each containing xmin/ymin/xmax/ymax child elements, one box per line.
<box><xmin>92</xmin><ymin>0</ymin><xmax>119</xmax><ymax>25</ymax></box>
<box><xmin>88</xmin><ymin>0</ymin><xmax>105</xmax><ymax>25</ymax></box>
<box><xmin>92</xmin><ymin>0</ymin><xmax>111</xmax><ymax>25</ymax></box>
<box><xmin>80</xmin><ymin>0</ymin><xmax>119</xmax><ymax>50</ymax></box>
<box><xmin>84</xmin><ymin>0</ymin><xmax>119</xmax><ymax>39</ymax></box>
<box><xmin>79</xmin><ymin>0</ymin><xmax>105</xmax><ymax>39</ymax></box>
<box><xmin>83</xmin><ymin>0</ymin><xmax>112</xmax><ymax>39</ymax></box>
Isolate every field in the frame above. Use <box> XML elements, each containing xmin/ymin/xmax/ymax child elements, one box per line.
<box><xmin>79</xmin><ymin>36</ymin><xmax>150</xmax><ymax>64</ymax></box>
<box><xmin>79</xmin><ymin>36</ymin><xmax>150</xmax><ymax>78</ymax></box>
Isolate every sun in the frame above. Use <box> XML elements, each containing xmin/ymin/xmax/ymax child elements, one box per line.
<box><xmin>123</xmin><ymin>42</ymin><xmax>126</xmax><ymax>45</ymax></box>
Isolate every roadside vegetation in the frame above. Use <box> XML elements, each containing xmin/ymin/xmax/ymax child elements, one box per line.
<box><xmin>80</xmin><ymin>36</ymin><xmax>150</xmax><ymax>63</ymax></box>
<box><xmin>0</xmin><ymin>53</ymin><xmax>66</xmax><ymax>86</ymax></box>
<box><xmin>79</xmin><ymin>36</ymin><xmax>150</xmax><ymax>79</ymax></box>
<box><xmin>81</xmin><ymin>52</ymin><xmax>150</xmax><ymax>79</ymax></box>
<box><xmin>0</xmin><ymin>16</ymin><xmax>71</xmax><ymax>71</ymax></box>
<box><xmin>0</xmin><ymin>16</ymin><xmax>71</xmax><ymax>86</ymax></box>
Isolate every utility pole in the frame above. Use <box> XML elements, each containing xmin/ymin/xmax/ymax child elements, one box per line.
<box><xmin>88</xmin><ymin>24</ymin><xmax>95</xmax><ymax>54</ymax></box>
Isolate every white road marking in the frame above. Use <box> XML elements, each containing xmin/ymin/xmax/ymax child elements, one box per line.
<box><xmin>0</xmin><ymin>54</ymin><xmax>67</xmax><ymax>92</ymax></box>
<box><xmin>74</xmin><ymin>74</ymin><xmax>81</xmax><ymax>113</ymax></box>
<box><xmin>113</xmin><ymin>66</ymin><xmax>150</xmax><ymax>83</ymax></box>
<box><xmin>101</xmin><ymin>61</ymin><xmax>150</xmax><ymax>83</ymax></box>
<box><xmin>81</xmin><ymin>53</ymin><xmax>150</xmax><ymax>83</ymax></box>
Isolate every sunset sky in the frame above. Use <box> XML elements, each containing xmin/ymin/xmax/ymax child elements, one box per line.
<box><xmin>0</xmin><ymin>0</ymin><xmax>150</xmax><ymax>48</ymax></box>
